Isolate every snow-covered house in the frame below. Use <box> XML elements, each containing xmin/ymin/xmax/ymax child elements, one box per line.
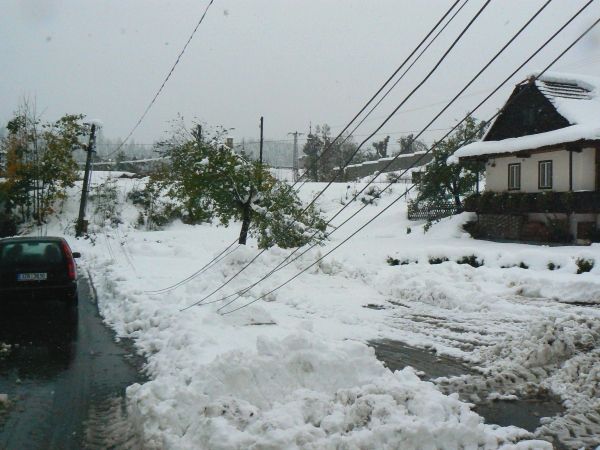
<box><xmin>452</xmin><ymin>72</ymin><xmax>600</xmax><ymax>242</ymax></box>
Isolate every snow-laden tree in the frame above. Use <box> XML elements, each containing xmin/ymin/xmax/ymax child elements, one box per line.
<box><xmin>149</xmin><ymin>122</ymin><xmax>327</xmax><ymax>248</ymax></box>
<box><xmin>416</xmin><ymin>116</ymin><xmax>485</xmax><ymax>211</ymax></box>
<box><xmin>301</xmin><ymin>124</ymin><xmax>366</xmax><ymax>181</ymax></box>
<box><xmin>0</xmin><ymin>102</ymin><xmax>86</xmax><ymax>225</ymax></box>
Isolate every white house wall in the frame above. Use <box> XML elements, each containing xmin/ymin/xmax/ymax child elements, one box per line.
<box><xmin>484</xmin><ymin>147</ymin><xmax>596</xmax><ymax>193</ymax></box>
<box><xmin>572</xmin><ymin>147</ymin><xmax>596</xmax><ymax>191</ymax></box>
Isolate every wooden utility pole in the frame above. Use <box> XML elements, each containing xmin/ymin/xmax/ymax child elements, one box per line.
<box><xmin>258</xmin><ymin>116</ymin><xmax>264</xmax><ymax>167</ymax></box>
<box><xmin>238</xmin><ymin>117</ymin><xmax>263</xmax><ymax>245</ymax></box>
<box><xmin>193</xmin><ymin>124</ymin><xmax>203</xmax><ymax>143</ymax></box>
<box><xmin>76</xmin><ymin>124</ymin><xmax>97</xmax><ymax>237</ymax></box>
<box><xmin>258</xmin><ymin>116</ymin><xmax>264</xmax><ymax>186</ymax></box>
<box><xmin>288</xmin><ymin>131</ymin><xmax>304</xmax><ymax>182</ymax></box>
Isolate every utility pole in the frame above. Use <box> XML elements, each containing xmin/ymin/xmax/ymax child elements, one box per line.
<box><xmin>259</xmin><ymin>116</ymin><xmax>264</xmax><ymax>180</ymax></box>
<box><xmin>239</xmin><ymin>117</ymin><xmax>263</xmax><ymax>245</ymax></box>
<box><xmin>76</xmin><ymin>123</ymin><xmax>97</xmax><ymax>237</ymax></box>
<box><xmin>287</xmin><ymin>131</ymin><xmax>304</xmax><ymax>182</ymax></box>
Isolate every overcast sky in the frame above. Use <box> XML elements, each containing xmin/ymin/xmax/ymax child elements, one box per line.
<box><xmin>1</xmin><ymin>0</ymin><xmax>599</xmax><ymax>152</ymax></box>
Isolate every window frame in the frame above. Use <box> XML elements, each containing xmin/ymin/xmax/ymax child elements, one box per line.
<box><xmin>538</xmin><ymin>160</ymin><xmax>553</xmax><ymax>189</ymax></box>
<box><xmin>507</xmin><ymin>163</ymin><xmax>521</xmax><ymax>191</ymax></box>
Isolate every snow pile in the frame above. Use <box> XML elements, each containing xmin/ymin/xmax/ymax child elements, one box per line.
<box><xmin>478</xmin><ymin>316</ymin><xmax>600</xmax><ymax>371</ymax></box>
<box><xmin>126</xmin><ymin>331</ymin><xmax>544</xmax><ymax>449</ymax></box>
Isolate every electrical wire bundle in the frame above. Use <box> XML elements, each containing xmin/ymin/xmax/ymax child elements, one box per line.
<box><xmin>116</xmin><ymin>0</ymin><xmax>598</xmax><ymax>315</ymax></box>
<box><xmin>180</xmin><ymin>1</ymin><xmax>598</xmax><ymax>315</ymax></box>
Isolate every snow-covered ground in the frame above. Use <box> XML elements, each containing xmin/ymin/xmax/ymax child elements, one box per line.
<box><xmin>22</xmin><ymin>172</ymin><xmax>600</xmax><ymax>448</ymax></box>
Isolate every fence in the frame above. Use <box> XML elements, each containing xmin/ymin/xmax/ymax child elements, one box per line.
<box><xmin>407</xmin><ymin>201</ymin><xmax>458</xmax><ymax>221</ymax></box>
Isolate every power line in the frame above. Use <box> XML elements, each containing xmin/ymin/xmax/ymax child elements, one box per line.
<box><xmin>219</xmin><ymin>4</ymin><xmax>599</xmax><ymax>316</ymax></box>
<box><xmin>183</xmin><ymin>0</ymin><xmax>492</xmax><ymax>309</ymax></box>
<box><xmin>210</xmin><ymin>0</ymin><xmax>556</xmax><ymax>313</ymax></box>
<box><xmin>292</xmin><ymin>0</ymin><xmax>471</xmax><ymax>194</ymax></box>
<box><xmin>313</xmin><ymin>0</ymin><xmax>472</xmax><ymax>156</ymax></box>
<box><xmin>328</xmin><ymin>87</ymin><xmax>493</xmax><ymax>131</ymax></box>
<box><xmin>147</xmin><ymin>0</ymin><xmax>464</xmax><ymax>294</ymax></box>
<box><xmin>293</xmin><ymin>0</ymin><xmax>491</xmax><ymax>214</ymax></box>
<box><xmin>145</xmin><ymin>242</ymin><xmax>240</xmax><ymax>294</ymax></box>
<box><xmin>184</xmin><ymin>0</ymin><xmax>483</xmax><ymax>308</ymax></box>
<box><xmin>283</xmin><ymin>0</ymin><xmax>464</xmax><ymax>190</ymax></box>
<box><xmin>104</xmin><ymin>0</ymin><xmax>216</xmax><ymax>159</ymax></box>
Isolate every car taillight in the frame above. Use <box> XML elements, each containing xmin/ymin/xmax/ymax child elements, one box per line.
<box><xmin>61</xmin><ymin>241</ymin><xmax>77</xmax><ymax>280</ymax></box>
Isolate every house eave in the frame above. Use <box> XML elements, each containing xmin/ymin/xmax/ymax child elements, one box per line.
<box><xmin>457</xmin><ymin>138</ymin><xmax>600</xmax><ymax>163</ymax></box>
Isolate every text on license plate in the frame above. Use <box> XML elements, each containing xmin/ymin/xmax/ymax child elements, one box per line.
<box><xmin>17</xmin><ymin>273</ymin><xmax>47</xmax><ymax>281</ymax></box>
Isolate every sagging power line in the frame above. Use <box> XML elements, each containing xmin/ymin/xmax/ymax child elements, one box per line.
<box><xmin>104</xmin><ymin>0</ymin><xmax>216</xmax><ymax>160</ymax></box>
<box><xmin>146</xmin><ymin>0</ymin><xmax>466</xmax><ymax>294</ymax></box>
<box><xmin>183</xmin><ymin>0</ymin><xmax>493</xmax><ymax>309</ymax></box>
<box><xmin>202</xmin><ymin>0</ymin><xmax>559</xmax><ymax>313</ymax></box>
<box><xmin>219</xmin><ymin>4</ymin><xmax>599</xmax><ymax>316</ymax></box>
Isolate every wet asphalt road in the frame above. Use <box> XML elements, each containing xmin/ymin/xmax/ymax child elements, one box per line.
<box><xmin>0</xmin><ymin>277</ymin><xmax>145</xmax><ymax>450</ymax></box>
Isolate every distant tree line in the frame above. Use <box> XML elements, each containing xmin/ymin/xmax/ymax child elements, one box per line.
<box><xmin>300</xmin><ymin>124</ymin><xmax>428</xmax><ymax>181</ymax></box>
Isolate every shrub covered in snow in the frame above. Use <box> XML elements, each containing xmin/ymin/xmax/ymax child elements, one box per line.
<box><xmin>575</xmin><ymin>257</ymin><xmax>594</xmax><ymax>274</ymax></box>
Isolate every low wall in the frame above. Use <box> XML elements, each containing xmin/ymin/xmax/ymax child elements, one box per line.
<box><xmin>343</xmin><ymin>152</ymin><xmax>432</xmax><ymax>181</ymax></box>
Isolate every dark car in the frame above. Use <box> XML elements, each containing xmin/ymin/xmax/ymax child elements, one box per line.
<box><xmin>0</xmin><ymin>236</ymin><xmax>81</xmax><ymax>307</ymax></box>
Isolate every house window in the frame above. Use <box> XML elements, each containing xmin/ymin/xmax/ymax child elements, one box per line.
<box><xmin>508</xmin><ymin>163</ymin><xmax>521</xmax><ymax>190</ymax></box>
<box><xmin>539</xmin><ymin>160</ymin><xmax>553</xmax><ymax>189</ymax></box>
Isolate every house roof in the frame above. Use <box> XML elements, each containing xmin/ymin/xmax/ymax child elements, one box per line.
<box><xmin>449</xmin><ymin>72</ymin><xmax>600</xmax><ymax>163</ymax></box>
<box><xmin>536</xmin><ymin>71</ymin><xmax>600</xmax><ymax>125</ymax></box>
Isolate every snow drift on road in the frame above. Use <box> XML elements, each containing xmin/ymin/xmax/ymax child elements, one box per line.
<box><xmin>125</xmin><ymin>331</ymin><xmax>544</xmax><ymax>450</ymax></box>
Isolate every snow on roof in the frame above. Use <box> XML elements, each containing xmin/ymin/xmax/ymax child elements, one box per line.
<box><xmin>450</xmin><ymin>72</ymin><xmax>600</xmax><ymax>163</ymax></box>
<box><xmin>535</xmin><ymin>71</ymin><xmax>600</xmax><ymax>126</ymax></box>
<box><xmin>448</xmin><ymin>124</ymin><xmax>600</xmax><ymax>163</ymax></box>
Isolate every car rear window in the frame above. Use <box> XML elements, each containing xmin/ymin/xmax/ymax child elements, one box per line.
<box><xmin>0</xmin><ymin>241</ymin><xmax>64</xmax><ymax>266</ymax></box>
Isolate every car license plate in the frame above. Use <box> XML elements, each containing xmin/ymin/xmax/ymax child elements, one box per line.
<box><xmin>17</xmin><ymin>273</ymin><xmax>47</xmax><ymax>281</ymax></box>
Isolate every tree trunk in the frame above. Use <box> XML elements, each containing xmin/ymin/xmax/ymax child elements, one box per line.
<box><xmin>454</xmin><ymin>193</ymin><xmax>462</xmax><ymax>212</ymax></box>
<box><xmin>452</xmin><ymin>183</ymin><xmax>463</xmax><ymax>212</ymax></box>
<box><xmin>238</xmin><ymin>191</ymin><xmax>253</xmax><ymax>245</ymax></box>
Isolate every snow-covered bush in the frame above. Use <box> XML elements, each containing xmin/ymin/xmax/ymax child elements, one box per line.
<box><xmin>360</xmin><ymin>185</ymin><xmax>382</xmax><ymax>205</ymax></box>
<box><xmin>456</xmin><ymin>254</ymin><xmax>483</xmax><ymax>267</ymax></box>
<box><xmin>127</xmin><ymin>175</ymin><xmax>187</xmax><ymax>229</ymax></box>
<box><xmin>252</xmin><ymin>182</ymin><xmax>327</xmax><ymax>249</ymax></box>
<box><xmin>576</xmin><ymin>258</ymin><xmax>594</xmax><ymax>274</ymax></box>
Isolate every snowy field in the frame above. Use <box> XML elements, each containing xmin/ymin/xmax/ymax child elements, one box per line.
<box><xmin>25</xmin><ymin>172</ymin><xmax>600</xmax><ymax>448</ymax></box>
